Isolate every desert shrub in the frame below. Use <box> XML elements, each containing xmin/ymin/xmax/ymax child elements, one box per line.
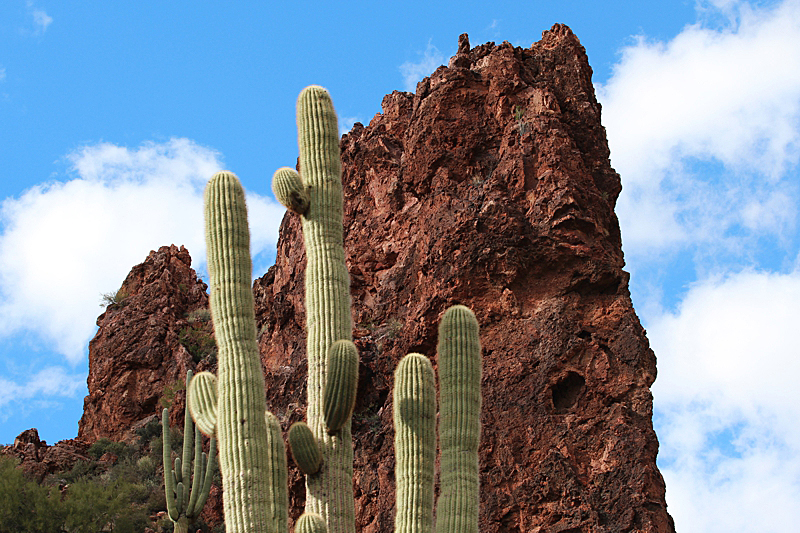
<box><xmin>135</xmin><ymin>417</ymin><xmax>162</xmax><ymax>445</ymax></box>
<box><xmin>160</xmin><ymin>379</ymin><xmax>186</xmax><ymax>409</ymax></box>
<box><xmin>187</xmin><ymin>308</ymin><xmax>212</xmax><ymax>324</ymax></box>
<box><xmin>63</xmin><ymin>479</ymin><xmax>147</xmax><ymax>533</ymax></box>
<box><xmin>63</xmin><ymin>459</ymin><xmax>101</xmax><ymax>483</ymax></box>
<box><xmin>179</xmin><ymin>325</ymin><xmax>217</xmax><ymax>363</ymax></box>
<box><xmin>88</xmin><ymin>437</ymin><xmax>128</xmax><ymax>460</ymax></box>
<box><xmin>100</xmin><ymin>288</ymin><xmax>129</xmax><ymax>308</ymax></box>
<box><xmin>136</xmin><ymin>455</ymin><xmax>157</xmax><ymax>478</ymax></box>
<box><xmin>0</xmin><ymin>456</ymin><xmax>64</xmax><ymax>533</ymax></box>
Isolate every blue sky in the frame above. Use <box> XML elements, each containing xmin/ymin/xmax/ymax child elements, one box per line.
<box><xmin>1</xmin><ymin>1</ymin><xmax>799</xmax><ymax>531</ymax></box>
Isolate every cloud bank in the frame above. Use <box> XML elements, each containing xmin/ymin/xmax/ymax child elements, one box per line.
<box><xmin>399</xmin><ymin>41</ymin><xmax>446</xmax><ymax>92</ymax></box>
<box><xmin>597</xmin><ymin>0</ymin><xmax>800</xmax><ymax>258</ymax></box>
<box><xmin>0</xmin><ymin>138</ymin><xmax>283</xmax><ymax>366</ymax></box>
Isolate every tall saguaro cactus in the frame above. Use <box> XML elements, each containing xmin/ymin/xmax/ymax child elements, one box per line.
<box><xmin>434</xmin><ymin>305</ymin><xmax>482</xmax><ymax>533</ymax></box>
<box><xmin>272</xmin><ymin>85</ymin><xmax>356</xmax><ymax>533</ymax></box>
<box><xmin>192</xmin><ymin>172</ymin><xmax>289</xmax><ymax>533</ymax></box>
<box><xmin>194</xmin><ymin>86</ymin><xmax>483</xmax><ymax>533</ymax></box>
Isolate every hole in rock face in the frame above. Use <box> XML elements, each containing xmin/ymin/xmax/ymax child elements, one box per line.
<box><xmin>551</xmin><ymin>372</ymin><xmax>585</xmax><ymax>413</ymax></box>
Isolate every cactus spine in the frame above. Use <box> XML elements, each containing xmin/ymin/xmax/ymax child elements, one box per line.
<box><xmin>434</xmin><ymin>306</ymin><xmax>482</xmax><ymax>533</ymax></box>
<box><xmin>393</xmin><ymin>353</ymin><xmax>436</xmax><ymax>533</ymax></box>
<box><xmin>272</xmin><ymin>85</ymin><xmax>356</xmax><ymax>533</ymax></box>
<box><xmin>202</xmin><ymin>171</ymin><xmax>289</xmax><ymax>533</ymax></box>
<box><xmin>162</xmin><ymin>369</ymin><xmax>217</xmax><ymax>533</ymax></box>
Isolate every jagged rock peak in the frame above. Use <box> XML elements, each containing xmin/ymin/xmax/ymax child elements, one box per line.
<box><xmin>255</xmin><ymin>24</ymin><xmax>674</xmax><ymax>533</ymax></box>
<box><xmin>78</xmin><ymin>245</ymin><xmax>212</xmax><ymax>443</ymax></box>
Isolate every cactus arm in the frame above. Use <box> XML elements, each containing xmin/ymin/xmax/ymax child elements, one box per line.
<box><xmin>176</xmin><ymin>481</ymin><xmax>185</xmax><ymax>516</ymax></box>
<box><xmin>289</xmin><ymin>421</ymin><xmax>323</xmax><ymax>475</ymax></box>
<box><xmin>323</xmin><ymin>340</ymin><xmax>359</xmax><ymax>433</ymax></box>
<box><xmin>204</xmin><ymin>171</ymin><xmax>278</xmax><ymax>533</ymax></box>
<box><xmin>162</xmin><ymin>407</ymin><xmax>183</xmax><ymax>523</ymax></box>
<box><xmin>188</xmin><ymin>371</ymin><xmax>218</xmax><ymax>437</ymax></box>
<box><xmin>273</xmin><ymin>167</ymin><xmax>310</xmax><ymax>215</ymax></box>
<box><xmin>181</xmin><ymin>370</ymin><xmax>195</xmax><ymax>511</ymax></box>
<box><xmin>393</xmin><ymin>353</ymin><xmax>436</xmax><ymax>533</ymax></box>
<box><xmin>265</xmin><ymin>411</ymin><xmax>290</xmax><ymax>533</ymax></box>
<box><xmin>434</xmin><ymin>306</ymin><xmax>482</xmax><ymax>533</ymax></box>
<box><xmin>193</xmin><ymin>437</ymin><xmax>217</xmax><ymax>515</ymax></box>
<box><xmin>186</xmin><ymin>425</ymin><xmax>204</xmax><ymax>517</ymax></box>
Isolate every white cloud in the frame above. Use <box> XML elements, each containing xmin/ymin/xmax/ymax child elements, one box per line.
<box><xmin>0</xmin><ymin>366</ymin><xmax>84</xmax><ymax>413</ymax></box>
<box><xmin>27</xmin><ymin>2</ymin><xmax>53</xmax><ymax>35</ymax></box>
<box><xmin>339</xmin><ymin>116</ymin><xmax>361</xmax><ymax>136</ymax></box>
<box><xmin>399</xmin><ymin>41</ymin><xmax>446</xmax><ymax>92</ymax></box>
<box><xmin>647</xmin><ymin>269</ymin><xmax>800</xmax><ymax>532</ymax></box>
<box><xmin>0</xmin><ymin>67</ymin><xmax>6</xmax><ymax>82</ymax></box>
<box><xmin>597</xmin><ymin>0</ymin><xmax>800</xmax><ymax>257</ymax></box>
<box><xmin>0</xmin><ymin>138</ymin><xmax>283</xmax><ymax>364</ymax></box>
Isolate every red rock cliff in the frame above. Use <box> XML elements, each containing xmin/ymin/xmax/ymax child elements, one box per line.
<box><xmin>255</xmin><ymin>25</ymin><xmax>674</xmax><ymax>533</ymax></box>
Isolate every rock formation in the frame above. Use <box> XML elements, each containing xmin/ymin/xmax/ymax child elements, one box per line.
<box><xmin>7</xmin><ymin>23</ymin><xmax>674</xmax><ymax>533</ymax></box>
<box><xmin>256</xmin><ymin>24</ymin><xmax>674</xmax><ymax>533</ymax></box>
<box><xmin>1</xmin><ymin>428</ymin><xmax>89</xmax><ymax>483</ymax></box>
<box><xmin>78</xmin><ymin>244</ymin><xmax>213</xmax><ymax>442</ymax></box>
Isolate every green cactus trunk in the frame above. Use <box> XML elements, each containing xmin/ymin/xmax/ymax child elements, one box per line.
<box><xmin>393</xmin><ymin>353</ymin><xmax>436</xmax><ymax>533</ymax></box>
<box><xmin>204</xmin><ymin>171</ymin><xmax>287</xmax><ymax>533</ymax></box>
<box><xmin>295</xmin><ymin>86</ymin><xmax>356</xmax><ymax>533</ymax></box>
<box><xmin>434</xmin><ymin>306</ymin><xmax>482</xmax><ymax>533</ymax></box>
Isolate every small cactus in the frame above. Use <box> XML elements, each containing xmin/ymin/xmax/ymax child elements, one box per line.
<box><xmin>162</xmin><ymin>369</ymin><xmax>217</xmax><ymax>533</ymax></box>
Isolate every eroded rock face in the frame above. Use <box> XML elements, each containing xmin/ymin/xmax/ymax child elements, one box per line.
<box><xmin>1</xmin><ymin>428</ymin><xmax>90</xmax><ymax>483</ymax></box>
<box><xmin>77</xmin><ymin>245</ymin><xmax>212</xmax><ymax>442</ymax></box>
<box><xmin>256</xmin><ymin>25</ymin><xmax>674</xmax><ymax>533</ymax></box>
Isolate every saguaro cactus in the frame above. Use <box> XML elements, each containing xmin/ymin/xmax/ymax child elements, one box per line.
<box><xmin>434</xmin><ymin>305</ymin><xmax>482</xmax><ymax>533</ymax></box>
<box><xmin>195</xmin><ymin>86</ymin><xmax>482</xmax><ymax>533</ymax></box>
<box><xmin>392</xmin><ymin>306</ymin><xmax>482</xmax><ymax>533</ymax></box>
<box><xmin>273</xmin><ymin>85</ymin><xmax>356</xmax><ymax>533</ymax></box>
<box><xmin>162</xmin><ymin>369</ymin><xmax>217</xmax><ymax>533</ymax></box>
<box><xmin>393</xmin><ymin>353</ymin><xmax>436</xmax><ymax>533</ymax></box>
<box><xmin>191</xmin><ymin>171</ymin><xmax>289</xmax><ymax>533</ymax></box>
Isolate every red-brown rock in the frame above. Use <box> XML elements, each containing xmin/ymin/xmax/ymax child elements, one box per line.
<box><xmin>1</xmin><ymin>428</ymin><xmax>90</xmax><ymax>482</ymax></box>
<box><xmin>256</xmin><ymin>25</ymin><xmax>674</xmax><ymax>532</ymax></box>
<box><xmin>77</xmin><ymin>244</ymin><xmax>212</xmax><ymax>442</ymax></box>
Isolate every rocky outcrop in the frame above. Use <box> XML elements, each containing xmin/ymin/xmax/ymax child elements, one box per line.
<box><xmin>1</xmin><ymin>428</ymin><xmax>89</xmax><ymax>483</ymax></box>
<box><xmin>256</xmin><ymin>25</ymin><xmax>674</xmax><ymax>532</ymax></box>
<box><xmin>77</xmin><ymin>245</ymin><xmax>213</xmax><ymax>442</ymax></box>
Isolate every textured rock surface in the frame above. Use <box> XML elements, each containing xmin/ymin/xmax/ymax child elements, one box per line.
<box><xmin>256</xmin><ymin>25</ymin><xmax>674</xmax><ymax>532</ymax></box>
<box><xmin>0</xmin><ymin>428</ymin><xmax>90</xmax><ymax>483</ymax></box>
<box><xmin>78</xmin><ymin>244</ymin><xmax>213</xmax><ymax>442</ymax></box>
